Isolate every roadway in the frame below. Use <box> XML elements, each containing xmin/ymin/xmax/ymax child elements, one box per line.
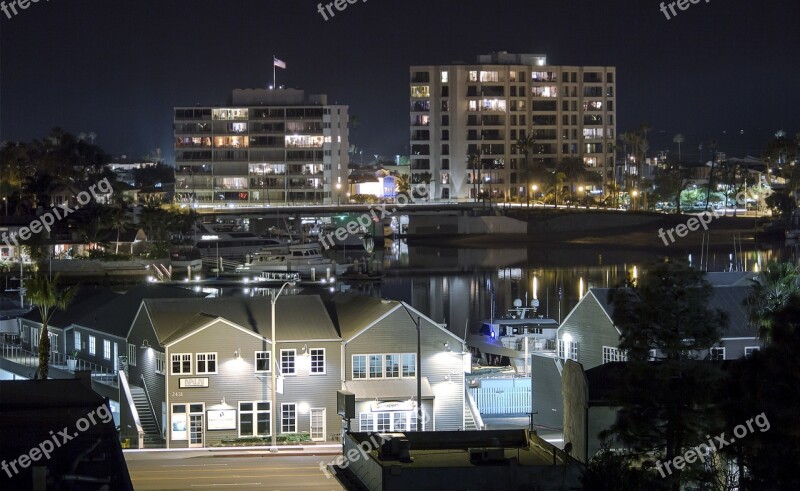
<box><xmin>126</xmin><ymin>453</ymin><xmax>344</xmax><ymax>490</ymax></box>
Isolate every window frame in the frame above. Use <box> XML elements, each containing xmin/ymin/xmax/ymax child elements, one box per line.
<box><xmin>744</xmin><ymin>346</ymin><xmax>759</xmax><ymax>357</ymax></box>
<box><xmin>239</xmin><ymin>401</ymin><xmax>271</xmax><ymax>438</ymax></box>
<box><xmin>75</xmin><ymin>332</ymin><xmax>82</xmax><ymax>352</ymax></box>
<box><xmin>310</xmin><ymin>348</ymin><xmax>325</xmax><ymax>375</ymax></box>
<box><xmin>710</xmin><ymin>347</ymin><xmax>725</xmax><ymax>361</ymax></box>
<box><xmin>196</xmin><ymin>352</ymin><xmax>217</xmax><ymax>374</ymax></box>
<box><xmin>281</xmin><ymin>403</ymin><xmax>297</xmax><ymax>434</ymax></box>
<box><xmin>255</xmin><ymin>351</ymin><xmax>271</xmax><ymax>373</ymax></box>
<box><xmin>128</xmin><ymin>343</ymin><xmax>136</xmax><ymax>367</ymax></box>
<box><xmin>281</xmin><ymin>349</ymin><xmax>296</xmax><ymax>375</ymax></box>
<box><xmin>352</xmin><ymin>354</ymin><xmax>367</xmax><ymax>379</ymax></box>
<box><xmin>155</xmin><ymin>351</ymin><xmax>165</xmax><ymax>374</ymax></box>
<box><xmin>103</xmin><ymin>339</ymin><xmax>112</xmax><ymax>360</ymax></box>
<box><xmin>88</xmin><ymin>335</ymin><xmax>96</xmax><ymax>355</ymax></box>
<box><xmin>171</xmin><ymin>353</ymin><xmax>192</xmax><ymax>375</ymax></box>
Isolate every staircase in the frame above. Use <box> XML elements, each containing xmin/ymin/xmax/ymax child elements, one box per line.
<box><xmin>131</xmin><ymin>386</ymin><xmax>164</xmax><ymax>447</ymax></box>
<box><xmin>464</xmin><ymin>403</ymin><xmax>478</xmax><ymax>431</ymax></box>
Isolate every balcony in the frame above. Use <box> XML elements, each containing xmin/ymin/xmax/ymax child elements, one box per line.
<box><xmin>1</xmin><ymin>341</ymin><xmax>118</xmax><ymax>388</ymax></box>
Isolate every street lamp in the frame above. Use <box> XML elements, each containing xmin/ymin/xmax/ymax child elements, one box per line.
<box><xmin>336</xmin><ymin>183</ymin><xmax>342</xmax><ymax>206</ymax></box>
<box><xmin>631</xmin><ymin>190</ymin><xmax>639</xmax><ymax>210</ymax></box>
<box><xmin>270</xmin><ymin>281</ymin><xmax>296</xmax><ymax>452</ymax></box>
<box><xmin>2</xmin><ymin>197</ymin><xmax>6</xmax><ymax>217</ymax></box>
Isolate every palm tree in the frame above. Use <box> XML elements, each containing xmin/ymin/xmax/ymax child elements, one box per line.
<box><xmin>110</xmin><ymin>200</ymin><xmax>131</xmax><ymax>254</ymax></box>
<box><xmin>552</xmin><ymin>172</ymin><xmax>566</xmax><ymax>208</ymax></box>
<box><xmin>673</xmin><ymin>133</ymin><xmax>685</xmax><ymax>162</ymax></box>
<box><xmin>744</xmin><ymin>262</ymin><xmax>799</xmax><ymax>343</ymax></box>
<box><xmin>467</xmin><ymin>153</ymin><xmax>480</xmax><ymax>203</ymax></box>
<box><xmin>515</xmin><ymin>134</ymin><xmax>537</xmax><ymax>208</ymax></box>
<box><xmin>395</xmin><ymin>174</ymin><xmax>411</xmax><ymax>196</ymax></box>
<box><xmin>26</xmin><ymin>274</ymin><xmax>78</xmax><ymax>379</ymax></box>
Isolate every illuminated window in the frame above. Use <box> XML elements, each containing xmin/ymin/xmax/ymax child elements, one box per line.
<box><xmin>532</xmin><ymin>86</ymin><xmax>558</xmax><ymax>97</ymax></box>
<box><xmin>440</xmin><ymin>71</ymin><xmax>448</xmax><ymax>83</ymax></box>
<box><xmin>411</xmin><ymin>85</ymin><xmax>431</xmax><ymax>98</ymax></box>
<box><xmin>602</xmin><ymin>346</ymin><xmax>627</xmax><ymax>364</ymax></box>
<box><xmin>469</xmin><ymin>71</ymin><xmax>478</xmax><ymax>82</ymax></box>
<box><xmin>480</xmin><ymin>71</ymin><xmax>499</xmax><ymax>82</ymax></box>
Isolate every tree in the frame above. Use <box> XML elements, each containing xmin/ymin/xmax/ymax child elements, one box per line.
<box><xmin>394</xmin><ymin>174</ymin><xmax>411</xmax><ymax>195</ymax></box>
<box><xmin>26</xmin><ymin>274</ymin><xmax>78</xmax><ymax>379</ymax></box>
<box><xmin>605</xmin><ymin>262</ymin><xmax>728</xmax><ymax>490</ymax></box>
<box><xmin>722</xmin><ymin>294</ymin><xmax>800</xmax><ymax>489</ymax></box>
<box><xmin>743</xmin><ymin>262</ymin><xmax>799</xmax><ymax>343</ymax></box>
<box><xmin>515</xmin><ymin>134</ymin><xmax>537</xmax><ymax>208</ymax></box>
<box><xmin>652</xmin><ymin>157</ymin><xmax>691</xmax><ymax>214</ymax></box>
<box><xmin>110</xmin><ymin>199</ymin><xmax>132</xmax><ymax>254</ymax></box>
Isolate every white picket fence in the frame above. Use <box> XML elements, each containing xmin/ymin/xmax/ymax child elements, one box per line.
<box><xmin>469</xmin><ymin>386</ymin><xmax>531</xmax><ymax>415</ymax></box>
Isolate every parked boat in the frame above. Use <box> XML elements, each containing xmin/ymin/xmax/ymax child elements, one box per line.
<box><xmin>170</xmin><ymin>245</ymin><xmax>203</xmax><ymax>273</ymax></box>
<box><xmin>194</xmin><ymin>224</ymin><xmax>291</xmax><ymax>261</ymax></box>
<box><xmin>235</xmin><ymin>243</ymin><xmax>350</xmax><ymax>276</ymax></box>
<box><xmin>467</xmin><ymin>299</ymin><xmax>559</xmax><ymax>365</ymax></box>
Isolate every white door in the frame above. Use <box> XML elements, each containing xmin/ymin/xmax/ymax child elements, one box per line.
<box><xmin>310</xmin><ymin>408</ymin><xmax>325</xmax><ymax>442</ymax></box>
<box><xmin>189</xmin><ymin>414</ymin><xmax>204</xmax><ymax>447</ymax></box>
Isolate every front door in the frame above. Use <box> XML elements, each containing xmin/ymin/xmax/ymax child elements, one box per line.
<box><xmin>189</xmin><ymin>413</ymin><xmax>204</xmax><ymax>447</ymax></box>
<box><xmin>310</xmin><ymin>408</ymin><xmax>325</xmax><ymax>442</ymax></box>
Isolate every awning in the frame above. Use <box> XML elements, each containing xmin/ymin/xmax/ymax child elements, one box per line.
<box><xmin>344</xmin><ymin>378</ymin><xmax>435</xmax><ymax>401</ymax></box>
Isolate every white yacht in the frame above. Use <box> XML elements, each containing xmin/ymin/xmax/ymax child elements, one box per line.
<box><xmin>235</xmin><ymin>243</ymin><xmax>350</xmax><ymax>276</ymax></box>
<box><xmin>194</xmin><ymin>224</ymin><xmax>291</xmax><ymax>261</ymax></box>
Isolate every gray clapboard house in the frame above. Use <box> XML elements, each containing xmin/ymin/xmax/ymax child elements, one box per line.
<box><xmin>17</xmin><ymin>287</ymin><xmax>120</xmax><ymax>358</ymax></box>
<box><xmin>122</xmin><ymin>292</ymin><xmax>470</xmax><ymax>448</ymax></box>
<box><xmin>531</xmin><ymin>277</ymin><xmax>760</xmax><ymax>438</ymax></box>
<box><xmin>126</xmin><ymin>295</ymin><xmax>342</xmax><ymax>448</ymax></box>
<box><xmin>329</xmin><ymin>294</ymin><xmax>469</xmax><ymax>433</ymax></box>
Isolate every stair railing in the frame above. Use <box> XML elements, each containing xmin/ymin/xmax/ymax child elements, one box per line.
<box><xmin>139</xmin><ymin>374</ymin><xmax>162</xmax><ymax>438</ymax></box>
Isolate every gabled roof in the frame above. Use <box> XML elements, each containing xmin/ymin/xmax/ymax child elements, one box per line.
<box><xmin>587</xmin><ymin>285</ymin><xmax>754</xmax><ymax>338</ymax></box>
<box><xmin>143</xmin><ymin>295</ymin><xmax>340</xmax><ymax>345</ymax></box>
<box><xmin>705</xmin><ymin>272</ymin><xmax>756</xmax><ymax>287</ymax></box>
<box><xmin>20</xmin><ymin>287</ymin><xmax>120</xmax><ymax>329</ymax></box>
<box><xmin>73</xmin><ymin>284</ymin><xmax>204</xmax><ymax>338</ymax></box>
<box><xmin>323</xmin><ymin>293</ymin><xmax>401</xmax><ymax>341</ymax></box>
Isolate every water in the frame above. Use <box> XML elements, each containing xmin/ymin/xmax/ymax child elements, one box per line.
<box><xmin>356</xmin><ymin>239</ymin><xmax>800</xmax><ymax>339</ymax></box>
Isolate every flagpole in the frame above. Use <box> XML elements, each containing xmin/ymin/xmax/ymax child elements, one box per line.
<box><xmin>273</xmin><ymin>55</ymin><xmax>276</xmax><ymax>89</ymax></box>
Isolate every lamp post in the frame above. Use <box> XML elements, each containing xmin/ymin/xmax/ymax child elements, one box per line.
<box><xmin>336</xmin><ymin>183</ymin><xmax>342</xmax><ymax>206</ymax></box>
<box><xmin>270</xmin><ymin>281</ymin><xmax>295</xmax><ymax>452</ymax></box>
<box><xmin>531</xmin><ymin>185</ymin><xmax>538</xmax><ymax>207</ymax></box>
<box><xmin>631</xmin><ymin>190</ymin><xmax>639</xmax><ymax>211</ymax></box>
<box><xmin>2</xmin><ymin>197</ymin><xmax>6</xmax><ymax>217</ymax></box>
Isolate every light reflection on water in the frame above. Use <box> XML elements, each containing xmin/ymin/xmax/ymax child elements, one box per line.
<box><xmin>368</xmin><ymin>240</ymin><xmax>800</xmax><ymax>339</ymax></box>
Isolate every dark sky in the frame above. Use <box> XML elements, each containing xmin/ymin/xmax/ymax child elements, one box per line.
<box><xmin>1</xmin><ymin>0</ymin><xmax>799</xmax><ymax>164</ymax></box>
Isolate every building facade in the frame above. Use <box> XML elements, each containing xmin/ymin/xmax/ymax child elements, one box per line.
<box><xmin>174</xmin><ymin>88</ymin><xmax>349</xmax><ymax>207</ymax></box>
<box><xmin>409</xmin><ymin>52</ymin><xmax>616</xmax><ymax>201</ymax></box>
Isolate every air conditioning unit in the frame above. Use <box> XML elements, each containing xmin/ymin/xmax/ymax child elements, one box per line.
<box><xmin>379</xmin><ymin>433</ymin><xmax>411</xmax><ymax>461</ymax></box>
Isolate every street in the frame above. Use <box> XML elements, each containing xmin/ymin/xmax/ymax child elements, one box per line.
<box><xmin>125</xmin><ymin>453</ymin><xmax>344</xmax><ymax>490</ymax></box>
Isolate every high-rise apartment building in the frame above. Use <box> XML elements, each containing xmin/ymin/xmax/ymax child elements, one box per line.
<box><xmin>410</xmin><ymin>52</ymin><xmax>616</xmax><ymax>201</ymax></box>
<box><xmin>174</xmin><ymin>88</ymin><xmax>349</xmax><ymax>206</ymax></box>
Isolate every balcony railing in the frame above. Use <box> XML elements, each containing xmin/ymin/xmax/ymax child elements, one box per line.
<box><xmin>0</xmin><ymin>342</ymin><xmax>118</xmax><ymax>387</ymax></box>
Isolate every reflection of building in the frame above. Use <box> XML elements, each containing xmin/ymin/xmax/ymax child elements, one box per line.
<box><xmin>174</xmin><ymin>88</ymin><xmax>349</xmax><ymax>206</ymax></box>
<box><xmin>410</xmin><ymin>52</ymin><xmax>616</xmax><ymax>200</ymax></box>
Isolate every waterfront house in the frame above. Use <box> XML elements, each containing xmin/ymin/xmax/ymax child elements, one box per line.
<box><xmin>122</xmin><ymin>292</ymin><xmax>470</xmax><ymax>448</ymax></box>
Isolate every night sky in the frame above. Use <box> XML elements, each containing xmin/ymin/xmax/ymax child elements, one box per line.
<box><xmin>1</xmin><ymin>0</ymin><xmax>798</xmax><ymax>164</ymax></box>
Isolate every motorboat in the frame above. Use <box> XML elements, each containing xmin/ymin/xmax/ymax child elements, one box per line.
<box><xmin>467</xmin><ymin>299</ymin><xmax>559</xmax><ymax>366</ymax></box>
<box><xmin>194</xmin><ymin>224</ymin><xmax>291</xmax><ymax>261</ymax></box>
<box><xmin>169</xmin><ymin>245</ymin><xmax>203</xmax><ymax>273</ymax></box>
<box><xmin>235</xmin><ymin>243</ymin><xmax>350</xmax><ymax>276</ymax></box>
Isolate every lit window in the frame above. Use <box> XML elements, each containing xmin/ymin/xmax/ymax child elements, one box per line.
<box><xmin>75</xmin><ymin>332</ymin><xmax>82</xmax><ymax>352</ymax></box>
<box><xmin>103</xmin><ymin>340</ymin><xmax>111</xmax><ymax>360</ymax></box>
<box><xmin>480</xmin><ymin>71</ymin><xmax>499</xmax><ymax>82</ymax></box>
<box><xmin>440</xmin><ymin>71</ymin><xmax>448</xmax><ymax>83</ymax></box>
<box><xmin>411</xmin><ymin>85</ymin><xmax>431</xmax><ymax>98</ymax></box>
<box><xmin>88</xmin><ymin>335</ymin><xmax>96</xmax><ymax>355</ymax></box>
<box><xmin>602</xmin><ymin>346</ymin><xmax>627</xmax><ymax>364</ymax></box>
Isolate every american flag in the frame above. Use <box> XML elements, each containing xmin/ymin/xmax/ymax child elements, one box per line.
<box><xmin>273</xmin><ymin>56</ymin><xmax>286</xmax><ymax>69</ymax></box>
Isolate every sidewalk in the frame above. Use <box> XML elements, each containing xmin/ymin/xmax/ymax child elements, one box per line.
<box><xmin>123</xmin><ymin>443</ymin><xmax>343</xmax><ymax>460</ymax></box>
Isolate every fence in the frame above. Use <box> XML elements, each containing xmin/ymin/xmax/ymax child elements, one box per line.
<box><xmin>0</xmin><ymin>342</ymin><xmax>118</xmax><ymax>387</ymax></box>
<box><xmin>469</xmin><ymin>385</ymin><xmax>531</xmax><ymax>415</ymax></box>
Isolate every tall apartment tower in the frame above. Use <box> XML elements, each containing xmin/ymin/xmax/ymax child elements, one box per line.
<box><xmin>174</xmin><ymin>88</ymin><xmax>349</xmax><ymax>206</ymax></box>
<box><xmin>410</xmin><ymin>52</ymin><xmax>616</xmax><ymax>201</ymax></box>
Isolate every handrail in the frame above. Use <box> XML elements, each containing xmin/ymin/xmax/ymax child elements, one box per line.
<box><xmin>140</xmin><ymin>374</ymin><xmax>162</xmax><ymax>437</ymax></box>
<box><xmin>119</xmin><ymin>370</ymin><xmax>145</xmax><ymax>449</ymax></box>
<box><xmin>0</xmin><ymin>343</ymin><xmax>117</xmax><ymax>387</ymax></box>
<box><xmin>466</xmin><ymin>386</ymin><xmax>485</xmax><ymax>430</ymax></box>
